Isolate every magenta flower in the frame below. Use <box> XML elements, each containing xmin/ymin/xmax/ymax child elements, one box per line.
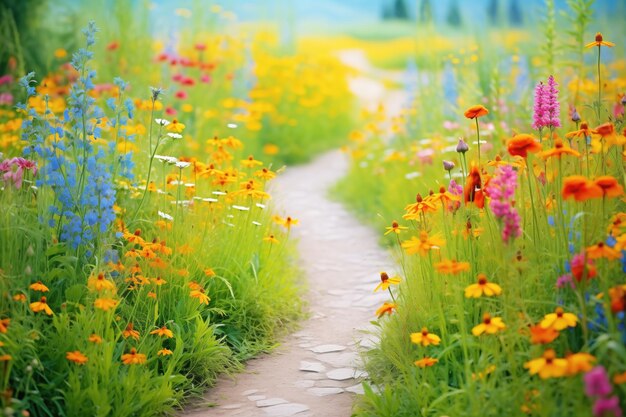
<box><xmin>593</xmin><ymin>397</ymin><xmax>622</xmax><ymax>417</ymax></box>
<box><xmin>556</xmin><ymin>274</ymin><xmax>575</xmax><ymax>289</ymax></box>
<box><xmin>0</xmin><ymin>157</ymin><xmax>38</xmax><ymax>189</ymax></box>
<box><xmin>532</xmin><ymin>76</ymin><xmax>561</xmax><ymax>130</ymax></box>
<box><xmin>585</xmin><ymin>366</ymin><xmax>613</xmax><ymax>398</ymax></box>
<box><xmin>486</xmin><ymin>165</ymin><xmax>521</xmax><ymax>243</ymax></box>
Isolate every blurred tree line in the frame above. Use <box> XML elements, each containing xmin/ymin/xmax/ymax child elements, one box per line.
<box><xmin>381</xmin><ymin>0</ymin><xmax>524</xmax><ymax>27</ymax></box>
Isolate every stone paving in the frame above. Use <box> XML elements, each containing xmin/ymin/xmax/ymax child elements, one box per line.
<box><xmin>183</xmin><ymin>149</ymin><xmax>396</xmax><ymax>417</ymax></box>
<box><xmin>183</xmin><ymin>50</ymin><xmax>407</xmax><ymax>417</ymax></box>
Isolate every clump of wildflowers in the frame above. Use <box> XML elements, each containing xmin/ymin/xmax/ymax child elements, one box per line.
<box><xmin>486</xmin><ymin>165</ymin><xmax>521</xmax><ymax>243</ymax></box>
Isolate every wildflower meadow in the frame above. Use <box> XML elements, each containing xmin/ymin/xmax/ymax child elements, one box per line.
<box><xmin>0</xmin><ymin>1</ymin><xmax>625</xmax><ymax>416</ymax></box>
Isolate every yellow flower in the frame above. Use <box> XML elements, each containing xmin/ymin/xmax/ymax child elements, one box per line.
<box><xmin>94</xmin><ymin>297</ymin><xmax>118</xmax><ymax>311</ymax></box>
<box><xmin>401</xmin><ymin>231</ymin><xmax>445</xmax><ymax>256</ymax></box>
<box><xmin>540</xmin><ymin>307</ymin><xmax>577</xmax><ymax>331</ymax></box>
<box><xmin>88</xmin><ymin>273</ymin><xmax>117</xmax><ymax>292</ymax></box>
<box><xmin>263</xmin><ymin>234</ymin><xmax>280</xmax><ymax>244</ymax></box>
<box><xmin>384</xmin><ymin>220</ymin><xmax>408</xmax><ymax>235</ymax></box>
<box><xmin>150</xmin><ymin>326</ymin><xmax>174</xmax><ymax>338</ymax></box>
<box><xmin>157</xmin><ymin>348</ymin><xmax>173</xmax><ymax>356</ymax></box>
<box><xmin>464</xmin><ymin>274</ymin><xmax>502</xmax><ymax>298</ymax></box>
<box><xmin>585</xmin><ymin>32</ymin><xmax>615</xmax><ymax>48</ymax></box>
<box><xmin>165</xmin><ymin>119</ymin><xmax>185</xmax><ymax>133</ymax></box>
<box><xmin>373</xmin><ymin>272</ymin><xmax>401</xmax><ymax>292</ymax></box>
<box><xmin>54</xmin><ymin>48</ymin><xmax>67</xmax><ymax>58</ymax></box>
<box><xmin>66</xmin><ymin>351</ymin><xmax>88</xmax><ymax>365</ymax></box>
<box><xmin>414</xmin><ymin>357</ymin><xmax>438</xmax><ymax>368</ymax></box>
<box><xmin>410</xmin><ymin>327</ymin><xmax>441</xmax><ymax>347</ymax></box>
<box><xmin>524</xmin><ymin>349</ymin><xmax>568</xmax><ymax>379</ymax></box>
<box><xmin>472</xmin><ymin>313</ymin><xmax>506</xmax><ymax>336</ymax></box>
<box><xmin>273</xmin><ymin>215</ymin><xmax>299</xmax><ymax>230</ymax></box>
<box><xmin>121</xmin><ymin>348</ymin><xmax>147</xmax><ymax>365</ymax></box>
<box><xmin>29</xmin><ymin>281</ymin><xmax>49</xmax><ymax>292</ymax></box>
<box><xmin>30</xmin><ymin>296</ymin><xmax>53</xmax><ymax>315</ymax></box>
<box><xmin>241</xmin><ymin>155</ymin><xmax>263</xmax><ymax>168</ymax></box>
<box><xmin>152</xmin><ymin>277</ymin><xmax>167</xmax><ymax>286</ymax></box>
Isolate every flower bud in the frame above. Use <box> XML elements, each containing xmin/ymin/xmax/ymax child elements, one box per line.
<box><xmin>456</xmin><ymin>139</ymin><xmax>469</xmax><ymax>153</ymax></box>
<box><xmin>443</xmin><ymin>160</ymin><xmax>455</xmax><ymax>171</ymax></box>
<box><xmin>571</xmin><ymin>108</ymin><xmax>581</xmax><ymax>122</ymax></box>
<box><xmin>26</xmin><ymin>245</ymin><xmax>34</xmax><ymax>257</ymax></box>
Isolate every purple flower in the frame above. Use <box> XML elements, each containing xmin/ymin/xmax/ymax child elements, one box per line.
<box><xmin>593</xmin><ymin>396</ymin><xmax>622</xmax><ymax>417</ymax></box>
<box><xmin>585</xmin><ymin>366</ymin><xmax>613</xmax><ymax>398</ymax></box>
<box><xmin>486</xmin><ymin>165</ymin><xmax>521</xmax><ymax>243</ymax></box>
<box><xmin>448</xmin><ymin>179</ymin><xmax>463</xmax><ymax>196</ymax></box>
<box><xmin>456</xmin><ymin>138</ymin><xmax>469</xmax><ymax>153</ymax></box>
<box><xmin>556</xmin><ymin>274</ymin><xmax>575</xmax><ymax>289</ymax></box>
<box><xmin>545</xmin><ymin>75</ymin><xmax>561</xmax><ymax>128</ymax></box>
<box><xmin>532</xmin><ymin>82</ymin><xmax>547</xmax><ymax>130</ymax></box>
<box><xmin>532</xmin><ymin>76</ymin><xmax>561</xmax><ymax>130</ymax></box>
<box><xmin>443</xmin><ymin>160</ymin><xmax>455</xmax><ymax>171</ymax></box>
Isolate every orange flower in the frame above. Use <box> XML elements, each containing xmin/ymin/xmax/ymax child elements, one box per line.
<box><xmin>434</xmin><ymin>259</ymin><xmax>470</xmax><ymax>275</ymax></box>
<box><xmin>66</xmin><ymin>351</ymin><xmax>88</xmax><ymax>365</ymax></box>
<box><xmin>565</xmin><ymin>352</ymin><xmax>595</xmax><ymax>375</ymax></box>
<box><xmin>540</xmin><ymin>138</ymin><xmax>581</xmax><ymax>159</ymax></box>
<box><xmin>464</xmin><ymin>274</ymin><xmax>502</xmax><ymax>298</ymax></box>
<box><xmin>373</xmin><ymin>272</ymin><xmax>401</xmax><ymax>292</ymax></box>
<box><xmin>94</xmin><ymin>297</ymin><xmax>118</xmax><ymax>311</ymax></box>
<box><xmin>594</xmin><ymin>176</ymin><xmax>624</xmax><ymax>198</ymax></box>
<box><xmin>431</xmin><ymin>186</ymin><xmax>461</xmax><ymax>210</ymax></box>
<box><xmin>414</xmin><ymin>357</ymin><xmax>438</xmax><ymax>368</ymax></box>
<box><xmin>529</xmin><ymin>324</ymin><xmax>560</xmax><ymax>344</ymax></box>
<box><xmin>121</xmin><ymin>348</ymin><xmax>147</xmax><ymax>365</ymax></box>
<box><xmin>472</xmin><ymin>313</ymin><xmax>506</xmax><ymax>336</ymax></box>
<box><xmin>384</xmin><ymin>220</ymin><xmax>408</xmax><ymax>235</ymax></box>
<box><xmin>585</xmin><ymin>32</ymin><xmax>615</xmax><ymax>48</ymax></box>
<box><xmin>190</xmin><ymin>288</ymin><xmax>211</xmax><ymax>305</ymax></box>
<box><xmin>401</xmin><ymin>231</ymin><xmax>445</xmax><ymax>256</ymax></box>
<box><xmin>507</xmin><ymin>134</ymin><xmax>542</xmax><ymax>158</ymax></box>
<box><xmin>150</xmin><ymin>326</ymin><xmax>174</xmax><ymax>338</ymax></box>
<box><xmin>562</xmin><ymin>176</ymin><xmax>603</xmax><ymax>201</ymax></box>
<box><xmin>241</xmin><ymin>155</ymin><xmax>263</xmax><ymax>168</ymax></box>
<box><xmin>540</xmin><ymin>307</ymin><xmax>577</xmax><ymax>331</ymax></box>
<box><xmin>204</xmin><ymin>268</ymin><xmax>216</xmax><ymax>277</ymax></box>
<box><xmin>273</xmin><ymin>215</ymin><xmax>299</xmax><ymax>230</ymax></box>
<box><xmin>0</xmin><ymin>318</ymin><xmax>10</xmax><ymax>334</ymax></box>
<box><xmin>609</xmin><ymin>284</ymin><xmax>626</xmax><ymax>314</ymax></box>
<box><xmin>375</xmin><ymin>302</ymin><xmax>397</xmax><ymax>318</ymax></box>
<box><xmin>586</xmin><ymin>241</ymin><xmax>622</xmax><ymax>260</ymax></box>
<box><xmin>410</xmin><ymin>327</ymin><xmax>441</xmax><ymax>347</ymax></box>
<box><xmin>122</xmin><ymin>323</ymin><xmax>140</xmax><ymax>340</ymax></box>
<box><xmin>524</xmin><ymin>349</ymin><xmax>568</xmax><ymax>379</ymax></box>
<box><xmin>88</xmin><ymin>334</ymin><xmax>102</xmax><ymax>344</ymax></box>
<box><xmin>464</xmin><ymin>165</ymin><xmax>484</xmax><ymax>208</ymax></box>
<box><xmin>30</xmin><ymin>296</ymin><xmax>53</xmax><ymax>315</ymax></box>
<box><xmin>592</xmin><ymin>122</ymin><xmax>615</xmax><ymax>137</ymax></box>
<box><xmin>464</xmin><ymin>105</ymin><xmax>489</xmax><ymax>119</ymax></box>
<box><xmin>29</xmin><ymin>281</ymin><xmax>49</xmax><ymax>292</ymax></box>
<box><xmin>12</xmin><ymin>294</ymin><xmax>26</xmax><ymax>302</ymax></box>
<box><xmin>0</xmin><ymin>355</ymin><xmax>11</xmax><ymax>362</ymax></box>
<box><xmin>403</xmin><ymin>194</ymin><xmax>437</xmax><ymax>219</ymax></box>
<box><xmin>613</xmin><ymin>371</ymin><xmax>626</xmax><ymax>385</ymax></box>
<box><xmin>157</xmin><ymin>348</ymin><xmax>173</xmax><ymax>356</ymax></box>
<box><xmin>565</xmin><ymin>122</ymin><xmax>592</xmax><ymax>140</ymax></box>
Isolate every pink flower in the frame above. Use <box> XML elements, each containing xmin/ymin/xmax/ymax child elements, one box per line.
<box><xmin>0</xmin><ymin>157</ymin><xmax>38</xmax><ymax>189</ymax></box>
<box><xmin>175</xmin><ymin>90</ymin><xmax>188</xmax><ymax>100</ymax></box>
<box><xmin>585</xmin><ymin>366</ymin><xmax>612</xmax><ymax>398</ymax></box>
<box><xmin>486</xmin><ymin>165</ymin><xmax>521</xmax><ymax>243</ymax></box>
<box><xmin>556</xmin><ymin>274</ymin><xmax>575</xmax><ymax>289</ymax></box>
<box><xmin>0</xmin><ymin>92</ymin><xmax>13</xmax><ymax>106</ymax></box>
<box><xmin>593</xmin><ymin>397</ymin><xmax>622</xmax><ymax>417</ymax></box>
<box><xmin>532</xmin><ymin>76</ymin><xmax>561</xmax><ymax>130</ymax></box>
<box><xmin>0</xmin><ymin>74</ymin><xmax>13</xmax><ymax>85</ymax></box>
<box><xmin>200</xmin><ymin>74</ymin><xmax>211</xmax><ymax>83</ymax></box>
<box><xmin>165</xmin><ymin>107</ymin><xmax>177</xmax><ymax>116</ymax></box>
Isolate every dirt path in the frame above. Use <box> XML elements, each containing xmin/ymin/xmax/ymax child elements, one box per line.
<box><xmin>184</xmin><ymin>50</ymin><xmax>407</xmax><ymax>417</ymax></box>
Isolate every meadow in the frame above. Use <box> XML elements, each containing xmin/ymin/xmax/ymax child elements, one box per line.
<box><xmin>0</xmin><ymin>0</ymin><xmax>625</xmax><ymax>416</ymax></box>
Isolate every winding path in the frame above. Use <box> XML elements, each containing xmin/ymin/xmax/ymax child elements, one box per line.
<box><xmin>184</xmin><ymin>50</ymin><xmax>407</xmax><ymax>417</ymax></box>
